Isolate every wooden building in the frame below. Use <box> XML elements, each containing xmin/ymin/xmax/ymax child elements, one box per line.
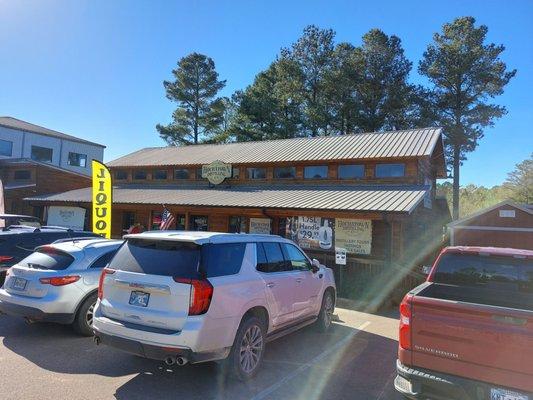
<box><xmin>25</xmin><ymin>127</ymin><xmax>450</xmax><ymax>304</ymax></box>
<box><xmin>448</xmin><ymin>200</ymin><xmax>533</xmax><ymax>250</ymax></box>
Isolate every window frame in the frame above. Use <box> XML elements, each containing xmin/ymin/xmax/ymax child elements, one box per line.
<box><xmin>89</xmin><ymin>249</ymin><xmax>118</xmax><ymax>269</ymax></box>
<box><xmin>338</xmin><ymin>164</ymin><xmax>365</xmax><ymax>180</ymax></box>
<box><xmin>304</xmin><ymin>165</ymin><xmax>328</xmax><ymax>179</ymax></box>
<box><xmin>67</xmin><ymin>151</ymin><xmax>87</xmax><ymax>167</ymax></box>
<box><xmin>153</xmin><ymin>169</ymin><xmax>168</xmax><ymax>180</ymax></box>
<box><xmin>13</xmin><ymin>170</ymin><xmax>31</xmax><ymax>181</ymax></box>
<box><xmin>247</xmin><ymin>167</ymin><xmax>267</xmax><ymax>180</ymax></box>
<box><xmin>30</xmin><ymin>145</ymin><xmax>53</xmax><ymax>163</ymax></box>
<box><xmin>274</xmin><ymin>166</ymin><xmax>296</xmax><ymax>179</ymax></box>
<box><xmin>174</xmin><ymin>168</ymin><xmax>190</xmax><ymax>180</ymax></box>
<box><xmin>0</xmin><ymin>139</ymin><xmax>13</xmax><ymax>156</ymax></box>
<box><xmin>375</xmin><ymin>163</ymin><xmax>405</xmax><ymax>178</ymax></box>
<box><xmin>133</xmin><ymin>170</ymin><xmax>147</xmax><ymax>180</ymax></box>
<box><xmin>281</xmin><ymin>243</ymin><xmax>312</xmax><ymax>271</ymax></box>
<box><xmin>255</xmin><ymin>242</ymin><xmax>294</xmax><ymax>274</ymax></box>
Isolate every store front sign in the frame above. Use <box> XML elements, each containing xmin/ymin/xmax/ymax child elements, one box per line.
<box><xmin>202</xmin><ymin>160</ymin><xmax>232</xmax><ymax>185</ymax></box>
<box><xmin>249</xmin><ymin>218</ymin><xmax>271</xmax><ymax>234</ymax></box>
<box><xmin>47</xmin><ymin>206</ymin><xmax>86</xmax><ymax>230</ymax></box>
<box><xmin>286</xmin><ymin>216</ymin><xmax>334</xmax><ymax>251</ymax></box>
<box><xmin>334</xmin><ymin>218</ymin><xmax>372</xmax><ymax>255</ymax></box>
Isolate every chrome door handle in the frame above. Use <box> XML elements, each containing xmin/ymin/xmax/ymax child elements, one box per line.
<box><xmin>266</xmin><ymin>282</ymin><xmax>275</xmax><ymax>288</ymax></box>
<box><xmin>295</xmin><ymin>278</ymin><xmax>303</xmax><ymax>283</ymax></box>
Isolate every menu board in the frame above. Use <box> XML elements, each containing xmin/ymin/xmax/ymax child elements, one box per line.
<box><xmin>334</xmin><ymin>218</ymin><xmax>372</xmax><ymax>255</ymax></box>
<box><xmin>285</xmin><ymin>216</ymin><xmax>334</xmax><ymax>251</ymax></box>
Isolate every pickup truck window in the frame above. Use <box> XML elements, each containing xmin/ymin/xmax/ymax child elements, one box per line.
<box><xmin>432</xmin><ymin>253</ymin><xmax>533</xmax><ymax>309</ymax></box>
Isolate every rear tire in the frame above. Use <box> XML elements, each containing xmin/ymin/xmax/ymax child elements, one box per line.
<box><xmin>316</xmin><ymin>290</ymin><xmax>334</xmax><ymax>332</ymax></box>
<box><xmin>73</xmin><ymin>293</ymin><xmax>97</xmax><ymax>336</ymax></box>
<box><xmin>227</xmin><ymin>316</ymin><xmax>266</xmax><ymax>381</ymax></box>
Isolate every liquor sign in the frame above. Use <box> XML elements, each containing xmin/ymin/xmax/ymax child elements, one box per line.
<box><xmin>202</xmin><ymin>160</ymin><xmax>232</xmax><ymax>185</ymax></box>
<box><xmin>92</xmin><ymin>160</ymin><xmax>112</xmax><ymax>238</ymax></box>
<box><xmin>334</xmin><ymin>218</ymin><xmax>372</xmax><ymax>255</ymax></box>
<box><xmin>249</xmin><ymin>218</ymin><xmax>271</xmax><ymax>234</ymax></box>
<box><xmin>286</xmin><ymin>216</ymin><xmax>334</xmax><ymax>251</ymax></box>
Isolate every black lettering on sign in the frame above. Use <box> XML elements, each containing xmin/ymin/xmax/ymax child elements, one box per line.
<box><xmin>95</xmin><ymin>220</ymin><xmax>107</xmax><ymax>230</ymax></box>
<box><xmin>95</xmin><ymin>207</ymin><xmax>107</xmax><ymax>218</ymax></box>
<box><xmin>95</xmin><ymin>192</ymin><xmax>107</xmax><ymax>205</ymax></box>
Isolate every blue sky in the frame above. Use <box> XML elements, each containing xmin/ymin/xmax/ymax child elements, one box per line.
<box><xmin>0</xmin><ymin>0</ymin><xmax>531</xmax><ymax>187</ymax></box>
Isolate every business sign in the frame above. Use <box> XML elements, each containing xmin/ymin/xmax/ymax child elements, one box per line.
<box><xmin>334</xmin><ymin>218</ymin><xmax>372</xmax><ymax>255</ymax></box>
<box><xmin>335</xmin><ymin>247</ymin><xmax>347</xmax><ymax>265</ymax></box>
<box><xmin>286</xmin><ymin>216</ymin><xmax>334</xmax><ymax>251</ymax></box>
<box><xmin>249</xmin><ymin>218</ymin><xmax>271</xmax><ymax>234</ymax></box>
<box><xmin>202</xmin><ymin>160</ymin><xmax>232</xmax><ymax>185</ymax></box>
<box><xmin>92</xmin><ymin>160</ymin><xmax>112</xmax><ymax>238</ymax></box>
<box><xmin>47</xmin><ymin>206</ymin><xmax>86</xmax><ymax>230</ymax></box>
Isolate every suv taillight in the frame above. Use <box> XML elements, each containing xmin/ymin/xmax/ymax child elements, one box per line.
<box><xmin>98</xmin><ymin>268</ymin><xmax>115</xmax><ymax>299</ymax></box>
<box><xmin>173</xmin><ymin>277</ymin><xmax>213</xmax><ymax>315</ymax></box>
<box><xmin>399</xmin><ymin>294</ymin><xmax>413</xmax><ymax>350</ymax></box>
<box><xmin>0</xmin><ymin>256</ymin><xmax>14</xmax><ymax>263</ymax></box>
<box><xmin>40</xmin><ymin>275</ymin><xmax>81</xmax><ymax>286</ymax></box>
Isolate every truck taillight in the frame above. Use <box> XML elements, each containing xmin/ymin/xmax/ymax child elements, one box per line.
<box><xmin>98</xmin><ymin>268</ymin><xmax>115</xmax><ymax>299</ymax></box>
<box><xmin>173</xmin><ymin>277</ymin><xmax>213</xmax><ymax>315</ymax></box>
<box><xmin>399</xmin><ymin>294</ymin><xmax>413</xmax><ymax>350</ymax></box>
<box><xmin>39</xmin><ymin>275</ymin><xmax>81</xmax><ymax>286</ymax></box>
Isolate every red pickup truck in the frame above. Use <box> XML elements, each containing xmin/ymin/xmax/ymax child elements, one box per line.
<box><xmin>395</xmin><ymin>246</ymin><xmax>533</xmax><ymax>400</ymax></box>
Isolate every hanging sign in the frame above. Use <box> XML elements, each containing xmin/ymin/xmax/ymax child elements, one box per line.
<box><xmin>286</xmin><ymin>216</ymin><xmax>334</xmax><ymax>251</ymax></box>
<box><xmin>202</xmin><ymin>160</ymin><xmax>232</xmax><ymax>185</ymax></box>
<box><xmin>334</xmin><ymin>218</ymin><xmax>372</xmax><ymax>255</ymax></box>
<box><xmin>92</xmin><ymin>160</ymin><xmax>112</xmax><ymax>238</ymax></box>
<box><xmin>249</xmin><ymin>218</ymin><xmax>271</xmax><ymax>234</ymax></box>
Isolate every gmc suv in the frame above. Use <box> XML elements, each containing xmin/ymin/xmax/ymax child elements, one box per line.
<box><xmin>93</xmin><ymin>231</ymin><xmax>336</xmax><ymax>380</ymax></box>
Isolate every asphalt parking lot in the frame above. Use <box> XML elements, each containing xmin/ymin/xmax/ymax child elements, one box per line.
<box><xmin>0</xmin><ymin>307</ymin><xmax>403</xmax><ymax>400</ymax></box>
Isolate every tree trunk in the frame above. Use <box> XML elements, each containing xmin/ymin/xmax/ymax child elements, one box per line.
<box><xmin>452</xmin><ymin>145</ymin><xmax>460</xmax><ymax>220</ymax></box>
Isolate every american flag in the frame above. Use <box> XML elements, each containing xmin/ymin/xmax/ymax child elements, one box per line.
<box><xmin>160</xmin><ymin>207</ymin><xmax>175</xmax><ymax>230</ymax></box>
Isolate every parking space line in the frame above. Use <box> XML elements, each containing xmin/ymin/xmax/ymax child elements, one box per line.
<box><xmin>252</xmin><ymin>320</ymin><xmax>371</xmax><ymax>400</ymax></box>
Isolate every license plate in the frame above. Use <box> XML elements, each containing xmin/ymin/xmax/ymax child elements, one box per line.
<box><xmin>491</xmin><ymin>388</ymin><xmax>529</xmax><ymax>400</ymax></box>
<box><xmin>129</xmin><ymin>291</ymin><xmax>150</xmax><ymax>307</ymax></box>
<box><xmin>11</xmin><ymin>277</ymin><xmax>27</xmax><ymax>291</ymax></box>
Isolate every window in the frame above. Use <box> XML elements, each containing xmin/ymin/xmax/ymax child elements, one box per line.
<box><xmin>115</xmin><ymin>170</ymin><xmax>128</xmax><ymax>180</ymax></box>
<box><xmin>90</xmin><ymin>250</ymin><xmax>118</xmax><ymax>269</ymax></box>
<box><xmin>232</xmin><ymin>167</ymin><xmax>240</xmax><ymax>179</ymax></box>
<box><xmin>247</xmin><ymin>167</ymin><xmax>266</xmax><ymax>180</ymax></box>
<box><xmin>229</xmin><ymin>216</ymin><xmax>247</xmax><ymax>233</ymax></box>
<box><xmin>256</xmin><ymin>242</ymin><xmax>289</xmax><ymax>273</ymax></box>
<box><xmin>174</xmin><ymin>169</ymin><xmax>190</xmax><ymax>180</ymax></box>
<box><xmin>175</xmin><ymin>214</ymin><xmax>186</xmax><ymax>230</ymax></box>
<box><xmin>304</xmin><ymin>165</ymin><xmax>328</xmax><ymax>179</ymax></box>
<box><xmin>14</xmin><ymin>170</ymin><xmax>31</xmax><ymax>180</ymax></box>
<box><xmin>19</xmin><ymin>248</ymin><xmax>74</xmax><ymax>270</ymax></box>
<box><xmin>282</xmin><ymin>243</ymin><xmax>311</xmax><ymax>271</ymax></box>
<box><xmin>338</xmin><ymin>164</ymin><xmax>364</xmax><ymax>179</ymax></box>
<box><xmin>67</xmin><ymin>152</ymin><xmax>87</xmax><ymax>167</ymax></box>
<box><xmin>274</xmin><ymin>166</ymin><xmax>296</xmax><ymax>179</ymax></box>
<box><xmin>133</xmin><ymin>170</ymin><xmax>147</xmax><ymax>180</ymax></box>
<box><xmin>153</xmin><ymin>170</ymin><xmax>168</xmax><ymax>180</ymax></box>
<box><xmin>31</xmin><ymin>145</ymin><xmax>53</xmax><ymax>163</ymax></box>
<box><xmin>0</xmin><ymin>139</ymin><xmax>13</xmax><ymax>156</ymax></box>
<box><xmin>122</xmin><ymin>211</ymin><xmax>135</xmax><ymax>231</ymax></box>
<box><xmin>196</xmin><ymin>168</ymin><xmax>203</xmax><ymax>180</ymax></box>
<box><xmin>203</xmin><ymin>243</ymin><xmax>246</xmax><ymax>277</ymax></box>
<box><xmin>189</xmin><ymin>215</ymin><xmax>208</xmax><ymax>231</ymax></box>
<box><xmin>375</xmin><ymin>163</ymin><xmax>405</xmax><ymax>178</ymax></box>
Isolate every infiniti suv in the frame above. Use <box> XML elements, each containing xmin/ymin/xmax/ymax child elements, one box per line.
<box><xmin>93</xmin><ymin>231</ymin><xmax>336</xmax><ymax>380</ymax></box>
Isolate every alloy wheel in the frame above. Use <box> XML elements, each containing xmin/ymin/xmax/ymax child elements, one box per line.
<box><xmin>239</xmin><ymin>324</ymin><xmax>263</xmax><ymax>374</ymax></box>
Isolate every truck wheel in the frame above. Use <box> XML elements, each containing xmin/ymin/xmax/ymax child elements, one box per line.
<box><xmin>227</xmin><ymin>316</ymin><xmax>265</xmax><ymax>381</ymax></box>
<box><xmin>73</xmin><ymin>293</ymin><xmax>97</xmax><ymax>336</ymax></box>
<box><xmin>316</xmin><ymin>290</ymin><xmax>334</xmax><ymax>332</ymax></box>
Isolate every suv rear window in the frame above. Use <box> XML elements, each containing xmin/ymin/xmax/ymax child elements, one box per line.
<box><xmin>19</xmin><ymin>248</ymin><xmax>74</xmax><ymax>270</ymax></box>
<box><xmin>109</xmin><ymin>239</ymin><xmax>246</xmax><ymax>278</ymax></box>
<box><xmin>432</xmin><ymin>253</ymin><xmax>533</xmax><ymax>309</ymax></box>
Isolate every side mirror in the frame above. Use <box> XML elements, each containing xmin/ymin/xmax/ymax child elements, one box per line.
<box><xmin>311</xmin><ymin>258</ymin><xmax>320</xmax><ymax>273</ymax></box>
<box><xmin>421</xmin><ymin>265</ymin><xmax>432</xmax><ymax>276</ymax></box>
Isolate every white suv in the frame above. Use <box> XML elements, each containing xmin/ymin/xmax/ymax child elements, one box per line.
<box><xmin>93</xmin><ymin>231</ymin><xmax>336</xmax><ymax>380</ymax></box>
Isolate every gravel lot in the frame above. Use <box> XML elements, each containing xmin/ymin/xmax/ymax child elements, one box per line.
<box><xmin>0</xmin><ymin>307</ymin><xmax>403</xmax><ymax>400</ymax></box>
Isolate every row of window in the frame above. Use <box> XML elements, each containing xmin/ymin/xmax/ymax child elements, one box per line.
<box><xmin>0</xmin><ymin>139</ymin><xmax>87</xmax><ymax>167</ymax></box>
<box><xmin>119</xmin><ymin>163</ymin><xmax>405</xmax><ymax>181</ymax></box>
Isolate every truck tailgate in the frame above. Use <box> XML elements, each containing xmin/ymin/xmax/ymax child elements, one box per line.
<box><xmin>412</xmin><ymin>295</ymin><xmax>533</xmax><ymax>392</ymax></box>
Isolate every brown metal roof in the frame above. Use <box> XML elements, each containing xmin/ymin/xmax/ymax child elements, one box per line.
<box><xmin>26</xmin><ymin>184</ymin><xmax>428</xmax><ymax>213</ymax></box>
<box><xmin>0</xmin><ymin>116</ymin><xmax>105</xmax><ymax>148</ymax></box>
<box><xmin>108</xmin><ymin>127</ymin><xmax>443</xmax><ymax>167</ymax></box>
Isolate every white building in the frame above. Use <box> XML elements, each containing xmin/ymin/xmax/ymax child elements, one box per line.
<box><xmin>0</xmin><ymin>116</ymin><xmax>105</xmax><ymax>176</ymax></box>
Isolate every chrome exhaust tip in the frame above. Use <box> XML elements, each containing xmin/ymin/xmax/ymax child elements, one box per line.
<box><xmin>164</xmin><ymin>356</ymin><xmax>176</xmax><ymax>366</ymax></box>
<box><xmin>176</xmin><ymin>357</ymin><xmax>188</xmax><ymax>366</ymax></box>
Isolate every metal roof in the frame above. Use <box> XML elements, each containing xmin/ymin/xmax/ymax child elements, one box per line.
<box><xmin>0</xmin><ymin>116</ymin><xmax>105</xmax><ymax>148</ymax></box>
<box><xmin>108</xmin><ymin>127</ymin><xmax>443</xmax><ymax>167</ymax></box>
<box><xmin>26</xmin><ymin>184</ymin><xmax>429</xmax><ymax>213</ymax></box>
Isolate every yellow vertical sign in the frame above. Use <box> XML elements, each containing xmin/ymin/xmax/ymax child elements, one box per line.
<box><xmin>92</xmin><ymin>160</ymin><xmax>112</xmax><ymax>238</ymax></box>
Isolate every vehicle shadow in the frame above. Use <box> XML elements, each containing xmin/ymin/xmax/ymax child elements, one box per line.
<box><xmin>0</xmin><ymin>313</ymin><xmax>402</xmax><ymax>399</ymax></box>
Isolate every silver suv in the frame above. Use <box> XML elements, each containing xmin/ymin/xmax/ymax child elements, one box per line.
<box><xmin>0</xmin><ymin>238</ymin><xmax>123</xmax><ymax>335</ymax></box>
<box><xmin>93</xmin><ymin>231</ymin><xmax>336</xmax><ymax>380</ymax></box>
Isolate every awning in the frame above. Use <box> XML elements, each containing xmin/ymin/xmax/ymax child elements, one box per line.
<box><xmin>25</xmin><ymin>184</ymin><xmax>429</xmax><ymax>213</ymax></box>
